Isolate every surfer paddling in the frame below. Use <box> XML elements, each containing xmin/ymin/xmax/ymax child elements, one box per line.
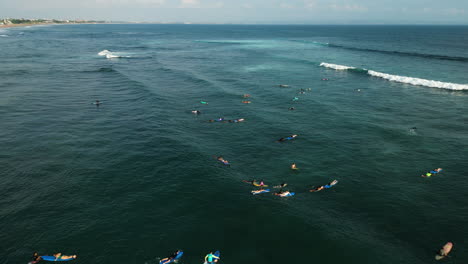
<box><xmin>435</xmin><ymin>242</ymin><xmax>453</xmax><ymax>260</ymax></box>
<box><xmin>421</xmin><ymin>168</ymin><xmax>443</xmax><ymax>177</ymax></box>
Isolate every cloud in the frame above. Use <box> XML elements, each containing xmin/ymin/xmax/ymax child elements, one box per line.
<box><xmin>446</xmin><ymin>8</ymin><xmax>465</xmax><ymax>15</ymax></box>
<box><xmin>94</xmin><ymin>0</ymin><xmax>165</xmax><ymax>7</ymax></box>
<box><xmin>179</xmin><ymin>0</ymin><xmax>200</xmax><ymax>8</ymax></box>
<box><xmin>329</xmin><ymin>3</ymin><xmax>368</xmax><ymax>12</ymax></box>
<box><xmin>304</xmin><ymin>0</ymin><xmax>317</xmax><ymax>9</ymax></box>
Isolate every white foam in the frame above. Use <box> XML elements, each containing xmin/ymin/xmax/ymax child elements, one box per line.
<box><xmin>0</xmin><ymin>34</ymin><xmax>8</xmax><ymax>37</ymax></box>
<box><xmin>368</xmin><ymin>70</ymin><xmax>468</xmax><ymax>91</ymax></box>
<box><xmin>319</xmin><ymin>62</ymin><xmax>356</xmax><ymax>70</ymax></box>
<box><xmin>98</xmin><ymin>50</ymin><xmax>112</xmax><ymax>56</ymax></box>
<box><xmin>98</xmin><ymin>50</ymin><xmax>131</xmax><ymax>59</ymax></box>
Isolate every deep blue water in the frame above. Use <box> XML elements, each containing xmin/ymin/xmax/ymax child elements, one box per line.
<box><xmin>1</xmin><ymin>24</ymin><xmax>468</xmax><ymax>264</ymax></box>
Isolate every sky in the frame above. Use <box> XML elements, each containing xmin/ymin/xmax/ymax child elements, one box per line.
<box><xmin>1</xmin><ymin>0</ymin><xmax>467</xmax><ymax>24</ymax></box>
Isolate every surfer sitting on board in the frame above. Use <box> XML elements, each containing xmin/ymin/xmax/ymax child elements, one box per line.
<box><xmin>291</xmin><ymin>163</ymin><xmax>298</xmax><ymax>170</ymax></box>
<box><xmin>204</xmin><ymin>252</ymin><xmax>220</xmax><ymax>264</ymax></box>
<box><xmin>161</xmin><ymin>250</ymin><xmax>181</xmax><ymax>264</ymax></box>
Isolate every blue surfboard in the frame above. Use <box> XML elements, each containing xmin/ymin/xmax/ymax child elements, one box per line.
<box><xmin>160</xmin><ymin>251</ymin><xmax>183</xmax><ymax>264</ymax></box>
<box><xmin>40</xmin><ymin>256</ymin><xmax>75</xmax><ymax>262</ymax></box>
<box><xmin>283</xmin><ymin>192</ymin><xmax>295</xmax><ymax>197</ymax></box>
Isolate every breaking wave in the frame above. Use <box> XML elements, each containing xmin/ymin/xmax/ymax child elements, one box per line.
<box><xmin>98</xmin><ymin>50</ymin><xmax>131</xmax><ymax>59</ymax></box>
<box><xmin>320</xmin><ymin>62</ymin><xmax>468</xmax><ymax>91</ymax></box>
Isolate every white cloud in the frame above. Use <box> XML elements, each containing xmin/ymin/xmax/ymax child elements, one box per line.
<box><xmin>179</xmin><ymin>0</ymin><xmax>200</xmax><ymax>8</ymax></box>
<box><xmin>329</xmin><ymin>3</ymin><xmax>367</xmax><ymax>12</ymax></box>
<box><xmin>446</xmin><ymin>8</ymin><xmax>465</xmax><ymax>15</ymax></box>
<box><xmin>304</xmin><ymin>0</ymin><xmax>317</xmax><ymax>9</ymax></box>
<box><xmin>94</xmin><ymin>0</ymin><xmax>165</xmax><ymax>7</ymax></box>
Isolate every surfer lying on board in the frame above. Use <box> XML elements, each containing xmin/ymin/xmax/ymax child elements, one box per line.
<box><xmin>209</xmin><ymin>117</ymin><xmax>225</xmax><ymax>122</ymax></box>
<box><xmin>161</xmin><ymin>250</ymin><xmax>182</xmax><ymax>264</ymax></box>
<box><xmin>251</xmin><ymin>188</ymin><xmax>268</xmax><ymax>195</ymax></box>
<box><xmin>273</xmin><ymin>183</ymin><xmax>287</xmax><ymax>188</ymax></box>
<box><xmin>217</xmin><ymin>156</ymin><xmax>229</xmax><ymax>165</ymax></box>
<box><xmin>204</xmin><ymin>252</ymin><xmax>220</xmax><ymax>263</ymax></box>
<box><xmin>191</xmin><ymin>110</ymin><xmax>201</xmax><ymax>114</ymax></box>
<box><xmin>228</xmin><ymin>118</ymin><xmax>245</xmax><ymax>123</ymax></box>
<box><xmin>53</xmin><ymin>253</ymin><xmax>77</xmax><ymax>260</ymax></box>
<box><xmin>274</xmin><ymin>190</ymin><xmax>291</xmax><ymax>197</ymax></box>
<box><xmin>310</xmin><ymin>180</ymin><xmax>338</xmax><ymax>192</ymax></box>
<box><xmin>276</xmin><ymin>134</ymin><xmax>297</xmax><ymax>142</ymax></box>
<box><xmin>30</xmin><ymin>252</ymin><xmax>42</xmax><ymax>263</ymax></box>
<box><xmin>421</xmin><ymin>168</ymin><xmax>443</xmax><ymax>177</ymax></box>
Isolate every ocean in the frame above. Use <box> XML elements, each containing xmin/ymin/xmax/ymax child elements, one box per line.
<box><xmin>0</xmin><ymin>24</ymin><xmax>467</xmax><ymax>264</ymax></box>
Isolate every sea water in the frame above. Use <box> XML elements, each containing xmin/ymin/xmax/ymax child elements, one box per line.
<box><xmin>0</xmin><ymin>24</ymin><xmax>467</xmax><ymax>264</ymax></box>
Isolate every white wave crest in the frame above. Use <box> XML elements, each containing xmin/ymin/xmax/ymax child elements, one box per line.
<box><xmin>0</xmin><ymin>34</ymin><xmax>8</xmax><ymax>37</ymax></box>
<box><xmin>319</xmin><ymin>62</ymin><xmax>356</xmax><ymax>70</ymax></box>
<box><xmin>98</xmin><ymin>50</ymin><xmax>112</xmax><ymax>56</ymax></box>
<box><xmin>368</xmin><ymin>70</ymin><xmax>468</xmax><ymax>91</ymax></box>
<box><xmin>98</xmin><ymin>50</ymin><xmax>131</xmax><ymax>59</ymax></box>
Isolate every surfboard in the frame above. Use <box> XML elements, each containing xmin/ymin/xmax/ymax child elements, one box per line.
<box><xmin>279</xmin><ymin>192</ymin><xmax>295</xmax><ymax>197</ymax></box>
<box><xmin>40</xmin><ymin>256</ymin><xmax>75</xmax><ymax>262</ymax></box>
<box><xmin>435</xmin><ymin>242</ymin><xmax>453</xmax><ymax>260</ymax></box>
<box><xmin>160</xmin><ymin>251</ymin><xmax>183</xmax><ymax>264</ymax></box>
<box><xmin>251</xmin><ymin>189</ymin><xmax>270</xmax><ymax>195</ymax></box>
<box><xmin>253</xmin><ymin>183</ymin><xmax>268</xmax><ymax>187</ymax></box>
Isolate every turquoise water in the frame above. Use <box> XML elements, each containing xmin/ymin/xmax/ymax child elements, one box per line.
<box><xmin>1</xmin><ymin>24</ymin><xmax>468</xmax><ymax>264</ymax></box>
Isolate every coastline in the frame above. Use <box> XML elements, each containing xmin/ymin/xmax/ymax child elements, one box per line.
<box><xmin>0</xmin><ymin>23</ymin><xmax>55</xmax><ymax>29</ymax></box>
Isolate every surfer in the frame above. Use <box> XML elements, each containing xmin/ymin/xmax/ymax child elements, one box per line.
<box><xmin>274</xmin><ymin>182</ymin><xmax>287</xmax><ymax>188</ymax></box>
<box><xmin>161</xmin><ymin>250</ymin><xmax>182</xmax><ymax>264</ymax></box>
<box><xmin>200</xmin><ymin>101</ymin><xmax>208</xmax><ymax>104</ymax></box>
<box><xmin>191</xmin><ymin>110</ymin><xmax>201</xmax><ymax>114</ymax></box>
<box><xmin>52</xmin><ymin>253</ymin><xmax>76</xmax><ymax>260</ymax></box>
<box><xmin>251</xmin><ymin>188</ymin><xmax>267</xmax><ymax>195</ymax></box>
<box><xmin>422</xmin><ymin>168</ymin><xmax>442</xmax><ymax>177</ymax></box>
<box><xmin>242</xmin><ymin>101</ymin><xmax>251</xmax><ymax>104</ymax></box>
<box><xmin>310</xmin><ymin>180</ymin><xmax>338</xmax><ymax>192</ymax></box>
<box><xmin>288</xmin><ymin>107</ymin><xmax>295</xmax><ymax>110</ymax></box>
<box><xmin>229</xmin><ymin>118</ymin><xmax>245</xmax><ymax>123</ymax></box>
<box><xmin>243</xmin><ymin>94</ymin><xmax>251</xmax><ymax>98</ymax></box>
<box><xmin>436</xmin><ymin>242</ymin><xmax>453</xmax><ymax>260</ymax></box>
<box><xmin>274</xmin><ymin>190</ymin><xmax>291</xmax><ymax>197</ymax></box>
<box><xmin>291</xmin><ymin>163</ymin><xmax>298</xmax><ymax>170</ymax></box>
<box><xmin>30</xmin><ymin>252</ymin><xmax>42</xmax><ymax>263</ymax></box>
<box><xmin>209</xmin><ymin>117</ymin><xmax>225</xmax><ymax>122</ymax></box>
<box><xmin>94</xmin><ymin>100</ymin><xmax>101</xmax><ymax>106</ymax></box>
<box><xmin>277</xmin><ymin>134</ymin><xmax>297</xmax><ymax>142</ymax></box>
<box><xmin>292</xmin><ymin>97</ymin><xmax>299</xmax><ymax>101</ymax></box>
<box><xmin>279</xmin><ymin>84</ymin><xmax>289</xmax><ymax>87</ymax></box>
<box><xmin>321</xmin><ymin>78</ymin><xmax>329</xmax><ymax>81</ymax></box>
<box><xmin>217</xmin><ymin>156</ymin><xmax>229</xmax><ymax>165</ymax></box>
<box><xmin>204</xmin><ymin>252</ymin><xmax>220</xmax><ymax>264</ymax></box>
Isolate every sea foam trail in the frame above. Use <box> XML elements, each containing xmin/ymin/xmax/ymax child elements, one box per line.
<box><xmin>98</xmin><ymin>50</ymin><xmax>131</xmax><ymax>59</ymax></box>
<box><xmin>320</xmin><ymin>62</ymin><xmax>468</xmax><ymax>91</ymax></box>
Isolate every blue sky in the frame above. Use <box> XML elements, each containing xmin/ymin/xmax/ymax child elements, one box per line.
<box><xmin>1</xmin><ymin>0</ymin><xmax>467</xmax><ymax>24</ymax></box>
